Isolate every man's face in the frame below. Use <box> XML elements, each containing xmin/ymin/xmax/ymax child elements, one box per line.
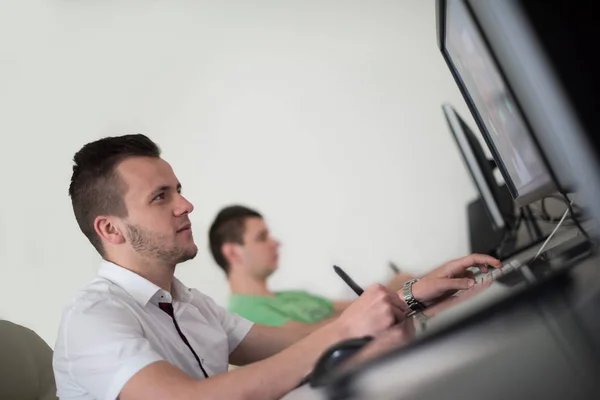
<box><xmin>238</xmin><ymin>217</ymin><xmax>280</xmax><ymax>278</ymax></box>
<box><xmin>115</xmin><ymin>156</ymin><xmax>198</xmax><ymax>265</ymax></box>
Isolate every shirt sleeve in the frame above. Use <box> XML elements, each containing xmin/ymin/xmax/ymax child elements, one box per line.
<box><xmin>190</xmin><ymin>290</ymin><xmax>254</xmax><ymax>353</ymax></box>
<box><xmin>53</xmin><ymin>297</ymin><xmax>164</xmax><ymax>400</ymax></box>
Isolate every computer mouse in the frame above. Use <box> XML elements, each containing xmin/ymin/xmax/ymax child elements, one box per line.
<box><xmin>308</xmin><ymin>336</ymin><xmax>373</xmax><ymax>387</ymax></box>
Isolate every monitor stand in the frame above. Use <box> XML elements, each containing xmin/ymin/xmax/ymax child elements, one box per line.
<box><xmin>467</xmin><ymin>197</ymin><xmax>507</xmax><ymax>258</ymax></box>
<box><xmin>467</xmin><ymin>197</ymin><xmax>547</xmax><ymax>260</ymax></box>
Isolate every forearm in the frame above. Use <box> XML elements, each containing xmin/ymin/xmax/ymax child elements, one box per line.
<box><xmin>333</xmin><ymin>300</ymin><xmax>353</xmax><ymax>314</ymax></box>
<box><xmin>282</xmin><ymin>317</ymin><xmax>337</xmax><ymax>336</ymax></box>
<box><xmin>219</xmin><ymin>322</ymin><xmax>346</xmax><ymax>399</ymax></box>
<box><xmin>231</xmin><ymin>318</ymin><xmax>340</xmax><ymax>366</ymax></box>
<box><xmin>120</xmin><ymin>323</ymin><xmax>347</xmax><ymax>400</ymax></box>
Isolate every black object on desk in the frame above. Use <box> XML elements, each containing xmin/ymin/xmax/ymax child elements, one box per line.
<box><xmin>333</xmin><ymin>265</ymin><xmax>364</xmax><ymax>296</ymax></box>
<box><xmin>309</xmin><ymin>336</ymin><xmax>373</xmax><ymax>388</ymax></box>
<box><xmin>467</xmin><ymin>197</ymin><xmax>512</xmax><ymax>258</ymax></box>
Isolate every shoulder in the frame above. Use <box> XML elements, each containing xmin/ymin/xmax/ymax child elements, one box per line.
<box><xmin>187</xmin><ymin>288</ymin><xmax>230</xmax><ymax>318</ymax></box>
<box><xmin>54</xmin><ymin>280</ymin><xmax>150</xmax><ymax>364</ymax></box>
<box><xmin>228</xmin><ymin>294</ymin><xmax>273</xmax><ymax>314</ymax></box>
<box><xmin>187</xmin><ymin>287</ymin><xmax>217</xmax><ymax>306</ymax></box>
<box><xmin>58</xmin><ymin>277</ymin><xmax>142</xmax><ymax>332</ymax></box>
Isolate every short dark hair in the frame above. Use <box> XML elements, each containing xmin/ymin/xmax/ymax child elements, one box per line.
<box><xmin>209</xmin><ymin>205</ymin><xmax>262</xmax><ymax>274</ymax></box>
<box><xmin>69</xmin><ymin>134</ymin><xmax>161</xmax><ymax>255</ymax></box>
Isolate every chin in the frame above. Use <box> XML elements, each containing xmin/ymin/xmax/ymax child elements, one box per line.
<box><xmin>263</xmin><ymin>265</ymin><xmax>278</xmax><ymax>277</ymax></box>
<box><xmin>186</xmin><ymin>245</ymin><xmax>199</xmax><ymax>260</ymax></box>
<box><xmin>175</xmin><ymin>245</ymin><xmax>198</xmax><ymax>264</ymax></box>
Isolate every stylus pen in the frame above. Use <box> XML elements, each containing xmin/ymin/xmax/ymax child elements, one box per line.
<box><xmin>388</xmin><ymin>261</ymin><xmax>401</xmax><ymax>274</ymax></box>
<box><xmin>333</xmin><ymin>265</ymin><xmax>364</xmax><ymax>296</ymax></box>
<box><xmin>335</xmin><ymin>265</ymin><xmax>404</xmax><ymax>325</ymax></box>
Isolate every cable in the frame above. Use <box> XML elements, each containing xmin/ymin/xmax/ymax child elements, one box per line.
<box><xmin>539</xmin><ymin>194</ymin><xmax>585</xmax><ymax>223</ymax></box>
<box><xmin>533</xmin><ymin>206</ymin><xmax>570</xmax><ymax>261</ymax></box>
<box><xmin>560</xmin><ymin>191</ymin><xmax>591</xmax><ymax>242</ymax></box>
<box><xmin>496</xmin><ymin>209</ymin><xmax>524</xmax><ymax>259</ymax></box>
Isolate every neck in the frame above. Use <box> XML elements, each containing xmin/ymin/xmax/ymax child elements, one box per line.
<box><xmin>106</xmin><ymin>253</ymin><xmax>175</xmax><ymax>292</ymax></box>
<box><xmin>228</xmin><ymin>269</ymin><xmax>273</xmax><ymax>297</ymax></box>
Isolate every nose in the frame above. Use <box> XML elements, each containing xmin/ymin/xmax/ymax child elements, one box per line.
<box><xmin>175</xmin><ymin>193</ymin><xmax>194</xmax><ymax>216</ymax></box>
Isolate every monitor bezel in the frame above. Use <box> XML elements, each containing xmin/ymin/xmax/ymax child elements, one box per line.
<box><xmin>437</xmin><ymin>0</ymin><xmax>558</xmax><ymax>207</ymax></box>
<box><xmin>442</xmin><ymin>103</ymin><xmax>507</xmax><ymax>230</ymax></box>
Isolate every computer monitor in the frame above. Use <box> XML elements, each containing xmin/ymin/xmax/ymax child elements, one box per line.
<box><xmin>457</xmin><ymin>0</ymin><xmax>600</xmax><ymax>233</ymax></box>
<box><xmin>438</xmin><ymin>0</ymin><xmax>557</xmax><ymax>207</ymax></box>
<box><xmin>442</xmin><ymin>103</ymin><xmax>512</xmax><ymax>230</ymax></box>
<box><xmin>317</xmin><ymin>2</ymin><xmax>600</xmax><ymax>397</ymax></box>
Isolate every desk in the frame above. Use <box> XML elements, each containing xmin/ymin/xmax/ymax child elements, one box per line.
<box><xmin>281</xmin><ymin>384</ymin><xmax>325</xmax><ymax>400</ymax></box>
<box><xmin>284</xmin><ymin>226</ymin><xmax>600</xmax><ymax>399</ymax></box>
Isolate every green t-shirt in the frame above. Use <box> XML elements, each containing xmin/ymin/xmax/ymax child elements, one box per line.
<box><xmin>228</xmin><ymin>291</ymin><xmax>335</xmax><ymax>326</ymax></box>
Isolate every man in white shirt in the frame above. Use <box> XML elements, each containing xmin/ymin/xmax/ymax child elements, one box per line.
<box><xmin>53</xmin><ymin>134</ymin><xmax>500</xmax><ymax>400</ymax></box>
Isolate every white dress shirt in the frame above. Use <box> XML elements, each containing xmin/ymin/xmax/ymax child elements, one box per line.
<box><xmin>53</xmin><ymin>260</ymin><xmax>253</xmax><ymax>400</ymax></box>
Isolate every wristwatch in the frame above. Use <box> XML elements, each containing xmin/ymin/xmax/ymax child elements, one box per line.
<box><xmin>402</xmin><ymin>278</ymin><xmax>425</xmax><ymax>311</ymax></box>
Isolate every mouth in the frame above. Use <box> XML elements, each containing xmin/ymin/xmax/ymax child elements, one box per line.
<box><xmin>177</xmin><ymin>223</ymin><xmax>192</xmax><ymax>233</ymax></box>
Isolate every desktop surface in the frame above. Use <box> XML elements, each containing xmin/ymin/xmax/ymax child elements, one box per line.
<box><xmin>319</xmin><ymin>229</ymin><xmax>599</xmax><ymax>399</ymax></box>
<box><xmin>283</xmin><ymin>227</ymin><xmax>598</xmax><ymax>400</ymax></box>
<box><xmin>416</xmin><ymin>226</ymin><xmax>593</xmax><ymax>332</ymax></box>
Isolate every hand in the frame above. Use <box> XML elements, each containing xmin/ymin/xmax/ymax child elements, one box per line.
<box><xmin>335</xmin><ymin>284</ymin><xmax>408</xmax><ymax>339</ymax></box>
<box><xmin>338</xmin><ymin>322</ymin><xmax>414</xmax><ymax>370</ymax></box>
<box><xmin>422</xmin><ymin>280</ymin><xmax>493</xmax><ymax>318</ymax></box>
<box><xmin>411</xmin><ymin>254</ymin><xmax>502</xmax><ymax>304</ymax></box>
<box><xmin>385</xmin><ymin>272</ymin><xmax>417</xmax><ymax>292</ymax></box>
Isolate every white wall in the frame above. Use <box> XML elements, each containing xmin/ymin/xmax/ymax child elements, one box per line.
<box><xmin>0</xmin><ymin>0</ymin><xmax>479</xmax><ymax>346</ymax></box>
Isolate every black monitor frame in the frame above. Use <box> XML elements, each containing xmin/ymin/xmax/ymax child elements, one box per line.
<box><xmin>442</xmin><ymin>103</ymin><xmax>514</xmax><ymax>231</ymax></box>
<box><xmin>436</xmin><ymin>0</ymin><xmax>558</xmax><ymax>208</ymax></box>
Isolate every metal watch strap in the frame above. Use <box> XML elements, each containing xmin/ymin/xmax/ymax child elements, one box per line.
<box><xmin>402</xmin><ymin>278</ymin><xmax>425</xmax><ymax>311</ymax></box>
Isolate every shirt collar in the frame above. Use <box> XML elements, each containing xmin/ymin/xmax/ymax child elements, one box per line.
<box><xmin>98</xmin><ymin>260</ymin><xmax>192</xmax><ymax>307</ymax></box>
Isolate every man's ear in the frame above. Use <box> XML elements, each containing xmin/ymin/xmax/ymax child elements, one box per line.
<box><xmin>94</xmin><ymin>215</ymin><xmax>126</xmax><ymax>246</ymax></box>
<box><xmin>222</xmin><ymin>242</ymin><xmax>241</xmax><ymax>266</ymax></box>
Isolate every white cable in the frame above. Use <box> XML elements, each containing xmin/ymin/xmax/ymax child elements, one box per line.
<box><xmin>533</xmin><ymin>203</ymin><xmax>571</xmax><ymax>261</ymax></box>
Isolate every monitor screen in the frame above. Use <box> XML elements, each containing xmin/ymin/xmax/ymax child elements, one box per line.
<box><xmin>443</xmin><ymin>0</ymin><xmax>555</xmax><ymax>206</ymax></box>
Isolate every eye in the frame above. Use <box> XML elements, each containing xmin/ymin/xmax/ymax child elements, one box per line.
<box><xmin>153</xmin><ymin>192</ymin><xmax>166</xmax><ymax>201</ymax></box>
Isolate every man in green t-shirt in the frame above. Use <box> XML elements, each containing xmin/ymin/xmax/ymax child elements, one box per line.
<box><xmin>208</xmin><ymin>205</ymin><xmax>416</xmax><ymax>331</ymax></box>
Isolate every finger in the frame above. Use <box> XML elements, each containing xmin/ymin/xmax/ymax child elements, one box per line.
<box><xmin>447</xmin><ymin>254</ymin><xmax>501</xmax><ymax>275</ymax></box>
<box><xmin>363</xmin><ymin>283</ymin><xmax>383</xmax><ymax>294</ymax></box>
<box><xmin>386</xmin><ymin>292</ymin><xmax>409</xmax><ymax>323</ymax></box>
<box><xmin>391</xmin><ymin>307</ymin><xmax>406</xmax><ymax>323</ymax></box>
<box><xmin>463</xmin><ymin>270</ymin><xmax>476</xmax><ymax>280</ymax></box>
<box><xmin>435</xmin><ymin>277</ymin><xmax>475</xmax><ymax>292</ymax></box>
<box><xmin>388</xmin><ymin>291</ymin><xmax>409</xmax><ymax>312</ymax></box>
<box><xmin>362</xmin><ymin>283</ymin><xmax>385</xmax><ymax>301</ymax></box>
<box><xmin>382</xmin><ymin>306</ymin><xmax>396</xmax><ymax>329</ymax></box>
<box><xmin>474</xmin><ymin>263</ymin><xmax>489</xmax><ymax>274</ymax></box>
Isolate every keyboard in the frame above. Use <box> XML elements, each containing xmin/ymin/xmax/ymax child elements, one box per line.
<box><xmin>472</xmin><ymin>258</ymin><xmax>523</xmax><ymax>286</ymax></box>
<box><xmin>473</xmin><ymin>233</ymin><xmax>594</xmax><ymax>287</ymax></box>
